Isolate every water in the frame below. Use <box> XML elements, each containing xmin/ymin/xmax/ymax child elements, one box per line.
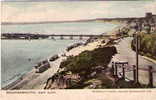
<box><xmin>2</xmin><ymin>21</ymin><xmax>118</xmax><ymax>35</ymax></box>
<box><xmin>1</xmin><ymin>21</ymin><xmax>119</xmax><ymax>88</ymax></box>
<box><xmin>1</xmin><ymin>39</ymin><xmax>81</xmax><ymax>87</ymax></box>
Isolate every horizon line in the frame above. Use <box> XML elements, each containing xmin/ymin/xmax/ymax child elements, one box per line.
<box><xmin>2</xmin><ymin>16</ymin><xmax>149</xmax><ymax>25</ymax></box>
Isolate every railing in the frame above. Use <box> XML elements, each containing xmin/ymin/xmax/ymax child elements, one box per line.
<box><xmin>111</xmin><ymin>61</ymin><xmax>156</xmax><ymax>88</ymax></box>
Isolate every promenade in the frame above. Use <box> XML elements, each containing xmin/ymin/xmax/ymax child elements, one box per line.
<box><xmin>110</xmin><ymin>37</ymin><xmax>156</xmax><ymax>86</ymax></box>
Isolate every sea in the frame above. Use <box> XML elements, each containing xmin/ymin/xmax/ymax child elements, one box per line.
<box><xmin>1</xmin><ymin>21</ymin><xmax>120</xmax><ymax>88</ymax></box>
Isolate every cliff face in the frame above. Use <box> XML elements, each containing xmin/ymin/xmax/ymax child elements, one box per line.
<box><xmin>44</xmin><ymin>46</ymin><xmax>118</xmax><ymax>89</ymax></box>
<box><xmin>44</xmin><ymin>40</ymin><xmax>148</xmax><ymax>89</ymax></box>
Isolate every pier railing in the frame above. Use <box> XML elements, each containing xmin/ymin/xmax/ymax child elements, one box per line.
<box><xmin>111</xmin><ymin>61</ymin><xmax>156</xmax><ymax>88</ymax></box>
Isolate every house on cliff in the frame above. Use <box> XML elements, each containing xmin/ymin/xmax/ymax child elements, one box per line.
<box><xmin>128</xmin><ymin>13</ymin><xmax>156</xmax><ymax>34</ymax></box>
<box><xmin>139</xmin><ymin>13</ymin><xmax>156</xmax><ymax>33</ymax></box>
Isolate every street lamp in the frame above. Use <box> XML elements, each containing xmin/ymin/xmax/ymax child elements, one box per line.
<box><xmin>133</xmin><ymin>33</ymin><xmax>140</xmax><ymax>84</ymax></box>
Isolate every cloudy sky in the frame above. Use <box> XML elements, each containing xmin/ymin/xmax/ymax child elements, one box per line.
<box><xmin>1</xmin><ymin>1</ymin><xmax>156</xmax><ymax>23</ymax></box>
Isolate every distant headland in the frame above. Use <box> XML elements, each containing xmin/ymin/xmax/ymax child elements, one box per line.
<box><xmin>2</xmin><ymin>13</ymin><xmax>156</xmax><ymax>25</ymax></box>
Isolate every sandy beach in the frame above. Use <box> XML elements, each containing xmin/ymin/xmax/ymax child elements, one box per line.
<box><xmin>5</xmin><ymin>22</ymin><xmax>148</xmax><ymax>90</ymax></box>
<box><xmin>3</xmin><ymin>31</ymin><xmax>115</xmax><ymax>90</ymax></box>
<box><xmin>3</xmin><ymin>21</ymin><xmax>156</xmax><ymax>89</ymax></box>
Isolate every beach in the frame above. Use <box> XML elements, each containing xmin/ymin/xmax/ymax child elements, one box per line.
<box><xmin>3</xmin><ymin>15</ymin><xmax>156</xmax><ymax>89</ymax></box>
<box><xmin>2</xmin><ymin>24</ymin><xmax>121</xmax><ymax>90</ymax></box>
<box><xmin>3</xmin><ymin>39</ymin><xmax>106</xmax><ymax>89</ymax></box>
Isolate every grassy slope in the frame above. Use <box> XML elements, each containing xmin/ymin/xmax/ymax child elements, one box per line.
<box><xmin>58</xmin><ymin>45</ymin><xmax>147</xmax><ymax>89</ymax></box>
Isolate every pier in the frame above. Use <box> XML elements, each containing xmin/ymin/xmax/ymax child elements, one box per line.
<box><xmin>1</xmin><ymin>33</ymin><xmax>113</xmax><ymax>40</ymax></box>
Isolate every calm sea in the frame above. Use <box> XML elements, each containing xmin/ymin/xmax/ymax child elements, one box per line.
<box><xmin>1</xmin><ymin>21</ymin><xmax>119</xmax><ymax>88</ymax></box>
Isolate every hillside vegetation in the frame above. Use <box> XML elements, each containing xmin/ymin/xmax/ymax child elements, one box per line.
<box><xmin>131</xmin><ymin>33</ymin><xmax>156</xmax><ymax>60</ymax></box>
<box><xmin>60</xmin><ymin>46</ymin><xmax>117</xmax><ymax>77</ymax></box>
<box><xmin>45</xmin><ymin>45</ymin><xmax>147</xmax><ymax>89</ymax></box>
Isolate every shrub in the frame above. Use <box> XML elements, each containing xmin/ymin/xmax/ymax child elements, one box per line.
<box><xmin>60</xmin><ymin>51</ymin><xmax>96</xmax><ymax>74</ymax></box>
<box><xmin>60</xmin><ymin>46</ymin><xmax>117</xmax><ymax>75</ymax></box>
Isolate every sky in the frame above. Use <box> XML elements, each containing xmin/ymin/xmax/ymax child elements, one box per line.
<box><xmin>1</xmin><ymin>1</ymin><xmax>156</xmax><ymax>23</ymax></box>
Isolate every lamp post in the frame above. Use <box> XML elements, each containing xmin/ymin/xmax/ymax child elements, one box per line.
<box><xmin>134</xmin><ymin>33</ymin><xmax>140</xmax><ymax>84</ymax></box>
<box><xmin>135</xmin><ymin>34</ymin><xmax>139</xmax><ymax>83</ymax></box>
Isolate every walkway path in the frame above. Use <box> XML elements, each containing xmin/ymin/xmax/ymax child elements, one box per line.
<box><xmin>110</xmin><ymin>37</ymin><xmax>156</xmax><ymax>86</ymax></box>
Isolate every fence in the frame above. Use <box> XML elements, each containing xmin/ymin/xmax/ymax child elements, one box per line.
<box><xmin>111</xmin><ymin>61</ymin><xmax>156</xmax><ymax>88</ymax></box>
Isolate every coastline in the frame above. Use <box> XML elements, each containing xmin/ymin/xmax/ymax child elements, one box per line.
<box><xmin>2</xmin><ymin>24</ymin><xmax>124</xmax><ymax>90</ymax></box>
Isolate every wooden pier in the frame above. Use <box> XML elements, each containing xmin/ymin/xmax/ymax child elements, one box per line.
<box><xmin>1</xmin><ymin>33</ymin><xmax>113</xmax><ymax>40</ymax></box>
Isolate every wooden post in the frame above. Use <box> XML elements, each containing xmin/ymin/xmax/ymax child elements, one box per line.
<box><xmin>51</xmin><ymin>36</ymin><xmax>55</xmax><ymax>40</ymax></box>
<box><xmin>133</xmin><ymin>65</ymin><xmax>136</xmax><ymax>82</ymax></box>
<box><xmin>115</xmin><ymin>63</ymin><xmax>118</xmax><ymax>78</ymax></box>
<box><xmin>60</xmin><ymin>35</ymin><xmax>64</xmax><ymax>40</ymax></box>
<box><xmin>148</xmin><ymin>66</ymin><xmax>153</xmax><ymax>88</ymax></box>
<box><xmin>90</xmin><ymin>36</ymin><xmax>93</xmax><ymax>40</ymax></box>
<box><xmin>70</xmin><ymin>36</ymin><xmax>73</xmax><ymax>40</ymax></box>
<box><xmin>112</xmin><ymin>62</ymin><xmax>114</xmax><ymax>76</ymax></box>
<box><xmin>122</xmin><ymin>67</ymin><xmax>125</xmax><ymax>80</ymax></box>
<box><xmin>135</xmin><ymin>34</ymin><xmax>139</xmax><ymax>83</ymax></box>
<box><xmin>67</xmin><ymin>78</ymin><xmax>71</xmax><ymax>88</ymax></box>
<box><xmin>80</xmin><ymin>35</ymin><xmax>83</xmax><ymax>40</ymax></box>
